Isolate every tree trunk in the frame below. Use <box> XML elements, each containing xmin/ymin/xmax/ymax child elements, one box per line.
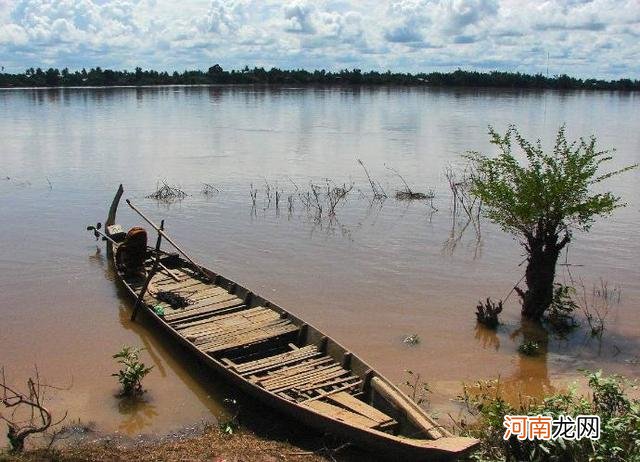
<box><xmin>518</xmin><ymin>231</ymin><xmax>566</xmax><ymax>321</ymax></box>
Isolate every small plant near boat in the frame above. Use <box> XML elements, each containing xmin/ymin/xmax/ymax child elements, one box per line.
<box><xmin>457</xmin><ymin>371</ymin><xmax>640</xmax><ymax>461</ymax></box>
<box><xmin>403</xmin><ymin>333</ymin><xmax>420</xmax><ymax>345</ymax></box>
<box><xmin>517</xmin><ymin>341</ymin><xmax>540</xmax><ymax>356</ymax></box>
<box><xmin>475</xmin><ymin>298</ymin><xmax>503</xmax><ymax>329</ymax></box>
<box><xmin>112</xmin><ymin>346</ymin><xmax>153</xmax><ymax>397</ymax></box>
<box><xmin>218</xmin><ymin>398</ymin><xmax>240</xmax><ymax>436</ymax></box>
<box><xmin>402</xmin><ymin>370</ymin><xmax>431</xmax><ymax>406</ymax></box>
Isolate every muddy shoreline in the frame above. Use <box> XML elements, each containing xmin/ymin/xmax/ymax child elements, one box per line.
<box><xmin>1</xmin><ymin>419</ymin><xmax>368</xmax><ymax>462</ymax></box>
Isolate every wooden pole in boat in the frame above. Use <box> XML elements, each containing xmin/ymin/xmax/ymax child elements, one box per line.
<box><xmin>125</xmin><ymin>199</ymin><xmax>209</xmax><ymax>280</ymax></box>
<box><xmin>106</xmin><ymin>184</ymin><xmax>124</xmax><ymax>259</ymax></box>
<box><xmin>131</xmin><ymin>219</ymin><xmax>164</xmax><ymax>322</ymax></box>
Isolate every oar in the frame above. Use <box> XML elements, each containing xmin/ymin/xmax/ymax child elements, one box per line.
<box><xmin>86</xmin><ymin>223</ymin><xmax>179</xmax><ymax>281</ymax></box>
<box><xmin>125</xmin><ymin>199</ymin><xmax>210</xmax><ymax>280</ymax></box>
<box><xmin>132</xmin><ymin>220</ymin><xmax>164</xmax><ymax>321</ymax></box>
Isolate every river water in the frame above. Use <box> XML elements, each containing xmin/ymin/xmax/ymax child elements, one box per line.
<box><xmin>0</xmin><ymin>86</ymin><xmax>638</xmax><ymax>442</ymax></box>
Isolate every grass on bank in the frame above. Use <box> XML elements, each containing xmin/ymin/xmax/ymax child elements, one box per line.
<box><xmin>457</xmin><ymin>370</ymin><xmax>640</xmax><ymax>461</ymax></box>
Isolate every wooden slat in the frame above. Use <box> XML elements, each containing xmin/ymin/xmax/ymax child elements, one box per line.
<box><xmin>186</xmin><ymin>286</ymin><xmax>228</xmax><ymax>301</ymax></box>
<box><xmin>175</xmin><ymin>293</ymin><xmax>239</xmax><ymax>312</ymax></box>
<box><xmin>295</xmin><ymin>375</ymin><xmax>361</xmax><ymax>393</ymax></box>
<box><xmin>152</xmin><ymin>295</ymin><xmax>234</xmax><ymax>318</ymax></box>
<box><xmin>326</xmin><ymin>392</ymin><xmax>395</xmax><ymax>425</ymax></box>
<box><xmin>255</xmin><ymin>357</ymin><xmax>334</xmax><ymax>381</ymax></box>
<box><xmin>185</xmin><ymin>310</ymin><xmax>281</xmax><ymax>340</ymax></box>
<box><xmin>199</xmin><ymin>323</ymin><xmax>298</xmax><ymax>354</ymax></box>
<box><xmin>270</xmin><ymin>369</ymin><xmax>351</xmax><ymax>394</ymax></box>
<box><xmin>157</xmin><ymin>278</ymin><xmax>206</xmax><ymax>291</ymax></box>
<box><xmin>240</xmin><ymin>351</ymin><xmax>322</xmax><ymax>376</ymax></box>
<box><xmin>259</xmin><ymin>363</ymin><xmax>343</xmax><ymax>388</ymax></box>
<box><xmin>299</xmin><ymin>382</ymin><xmax>363</xmax><ymax>404</ymax></box>
<box><xmin>149</xmin><ymin>272</ymin><xmax>189</xmax><ymax>284</ymax></box>
<box><xmin>263</xmin><ymin>366</ymin><xmax>348</xmax><ymax>392</ymax></box>
<box><xmin>164</xmin><ymin>299</ymin><xmax>244</xmax><ymax>322</ymax></box>
<box><xmin>232</xmin><ymin>345</ymin><xmax>319</xmax><ymax>374</ymax></box>
<box><xmin>195</xmin><ymin>318</ymin><xmax>292</xmax><ymax>346</ymax></box>
<box><xmin>371</xmin><ymin>377</ymin><xmax>449</xmax><ymax>439</ymax></box>
<box><xmin>153</xmin><ymin>274</ymin><xmax>192</xmax><ymax>287</ymax></box>
<box><xmin>304</xmin><ymin>400</ymin><xmax>380</xmax><ymax>429</ymax></box>
<box><xmin>176</xmin><ymin>307</ymin><xmax>271</xmax><ymax>332</ymax></box>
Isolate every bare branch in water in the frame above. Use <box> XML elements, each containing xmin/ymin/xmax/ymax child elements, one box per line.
<box><xmin>201</xmin><ymin>183</ymin><xmax>219</xmax><ymax>195</ymax></box>
<box><xmin>146</xmin><ymin>180</ymin><xmax>188</xmax><ymax>202</ymax></box>
<box><xmin>357</xmin><ymin>159</ymin><xmax>387</xmax><ymax>200</ymax></box>
<box><xmin>385</xmin><ymin>165</ymin><xmax>432</xmax><ymax>201</ymax></box>
<box><xmin>0</xmin><ymin>367</ymin><xmax>70</xmax><ymax>453</ymax></box>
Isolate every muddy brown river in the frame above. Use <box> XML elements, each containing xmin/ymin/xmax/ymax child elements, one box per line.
<box><xmin>0</xmin><ymin>86</ymin><xmax>638</xmax><ymax>443</ymax></box>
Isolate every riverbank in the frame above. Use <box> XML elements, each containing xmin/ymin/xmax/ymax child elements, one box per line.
<box><xmin>1</xmin><ymin>426</ymin><xmax>332</xmax><ymax>462</ymax></box>
<box><xmin>2</xmin><ymin>68</ymin><xmax>639</xmax><ymax>91</ymax></box>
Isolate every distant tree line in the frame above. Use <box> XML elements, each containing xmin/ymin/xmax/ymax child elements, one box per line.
<box><xmin>0</xmin><ymin>65</ymin><xmax>638</xmax><ymax>91</ymax></box>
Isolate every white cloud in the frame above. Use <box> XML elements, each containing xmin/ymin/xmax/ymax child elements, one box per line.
<box><xmin>283</xmin><ymin>2</ymin><xmax>315</xmax><ymax>34</ymax></box>
<box><xmin>0</xmin><ymin>0</ymin><xmax>637</xmax><ymax>78</ymax></box>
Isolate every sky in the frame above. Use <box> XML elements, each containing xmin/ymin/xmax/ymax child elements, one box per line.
<box><xmin>0</xmin><ymin>0</ymin><xmax>638</xmax><ymax>79</ymax></box>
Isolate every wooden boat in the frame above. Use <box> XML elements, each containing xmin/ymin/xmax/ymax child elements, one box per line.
<box><xmin>99</xmin><ymin>185</ymin><xmax>478</xmax><ymax>460</ymax></box>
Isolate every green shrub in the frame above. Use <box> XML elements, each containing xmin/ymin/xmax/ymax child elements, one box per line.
<box><xmin>112</xmin><ymin>346</ymin><xmax>153</xmax><ymax>397</ymax></box>
<box><xmin>517</xmin><ymin>341</ymin><xmax>541</xmax><ymax>356</ymax></box>
<box><xmin>545</xmin><ymin>284</ymin><xmax>579</xmax><ymax>333</ymax></box>
<box><xmin>458</xmin><ymin>371</ymin><xmax>640</xmax><ymax>461</ymax></box>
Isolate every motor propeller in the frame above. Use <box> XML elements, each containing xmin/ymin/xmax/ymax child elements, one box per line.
<box><xmin>86</xmin><ymin>222</ymin><xmax>102</xmax><ymax>240</ymax></box>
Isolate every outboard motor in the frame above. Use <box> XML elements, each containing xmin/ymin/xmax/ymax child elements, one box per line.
<box><xmin>115</xmin><ymin>227</ymin><xmax>148</xmax><ymax>277</ymax></box>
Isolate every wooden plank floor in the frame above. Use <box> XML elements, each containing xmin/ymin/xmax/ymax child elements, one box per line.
<box><xmin>128</xmin><ymin>265</ymin><xmax>299</xmax><ymax>356</ymax></box>
<box><xmin>224</xmin><ymin>345</ymin><xmax>362</xmax><ymax>403</ymax></box>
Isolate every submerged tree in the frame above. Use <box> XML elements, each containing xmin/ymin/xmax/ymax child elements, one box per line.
<box><xmin>467</xmin><ymin>125</ymin><xmax>636</xmax><ymax>321</ymax></box>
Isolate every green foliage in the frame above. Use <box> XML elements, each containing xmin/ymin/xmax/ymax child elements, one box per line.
<box><xmin>219</xmin><ymin>419</ymin><xmax>239</xmax><ymax>436</ymax></box>
<box><xmin>219</xmin><ymin>398</ymin><xmax>240</xmax><ymax>436</ymax></box>
<box><xmin>2</xmin><ymin>67</ymin><xmax>639</xmax><ymax>90</ymax></box>
<box><xmin>517</xmin><ymin>341</ymin><xmax>541</xmax><ymax>356</ymax></box>
<box><xmin>476</xmin><ymin>298</ymin><xmax>503</xmax><ymax>329</ymax></box>
<box><xmin>545</xmin><ymin>284</ymin><xmax>579</xmax><ymax>333</ymax></box>
<box><xmin>112</xmin><ymin>346</ymin><xmax>153</xmax><ymax>397</ymax></box>
<box><xmin>459</xmin><ymin>371</ymin><xmax>640</xmax><ymax>461</ymax></box>
<box><xmin>467</xmin><ymin>125</ymin><xmax>636</xmax><ymax>238</ymax></box>
<box><xmin>467</xmin><ymin>125</ymin><xmax>635</xmax><ymax>320</ymax></box>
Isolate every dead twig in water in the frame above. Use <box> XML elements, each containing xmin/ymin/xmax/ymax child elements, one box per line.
<box><xmin>357</xmin><ymin>159</ymin><xmax>387</xmax><ymax>200</ymax></box>
<box><xmin>385</xmin><ymin>165</ymin><xmax>430</xmax><ymax>200</ymax></box>
<box><xmin>146</xmin><ymin>181</ymin><xmax>188</xmax><ymax>202</ymax></box>
<box><xmin>249</xmin><ymin>183</ymin><xmax>258</xmax><ymax>207</ymax></box>
<box><xmin>1</xmin><ymin>366</ymin><xmax>69</xmax><ymax>453</ymax></box>
<box><xmin>201</xmin><ymin>183</ymin><xmax>219</xmax><ymax>195</ymax></box>
<box><xmin>326</xmin><ymin>180</ymin><xmax>354</xmax><ymax>217</ymax></box>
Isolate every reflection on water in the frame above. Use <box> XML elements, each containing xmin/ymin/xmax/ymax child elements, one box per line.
<box><xmin>0</xmin><ymin>86</ymin><xmax>638</xmax><ymax>440</ymax></box>
<box><xmin>474</xmin><ymin>325</ymin><xmax>501</xmax><ymax>352</ymax></box>
<box><xmin>118</xmin><ymin>397</ymin><xmax>159</xmax><ymax>434</ymax></box>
